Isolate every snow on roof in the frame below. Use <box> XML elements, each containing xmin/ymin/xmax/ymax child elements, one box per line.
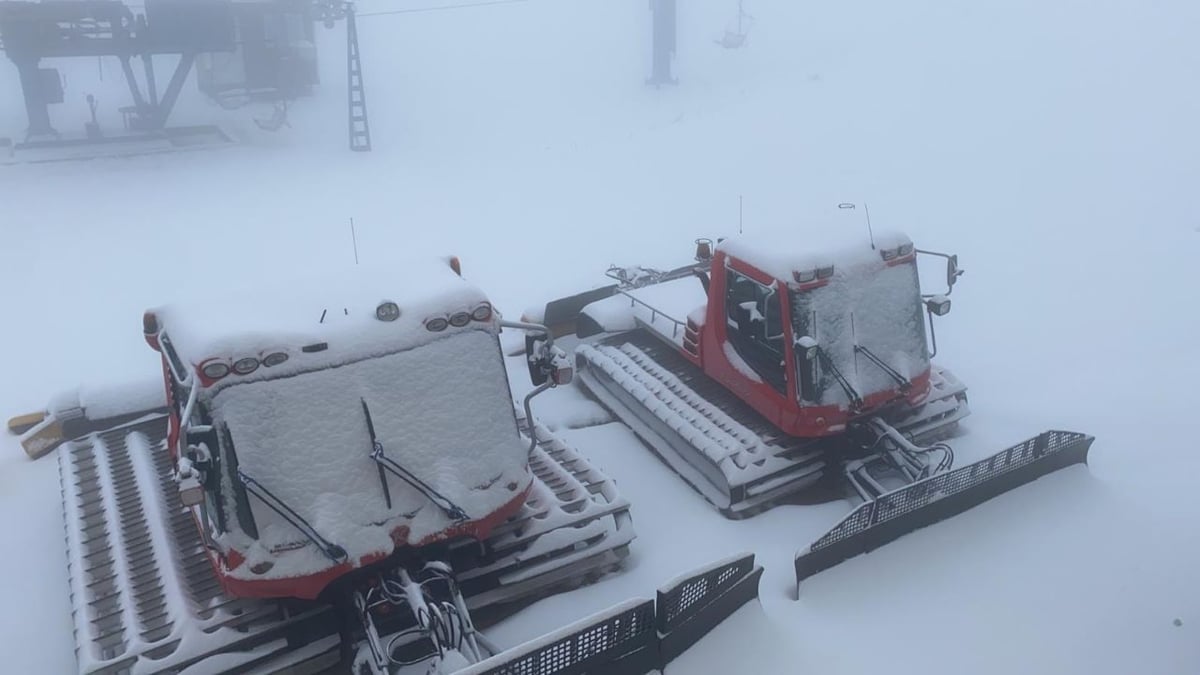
<box><xmin>152</xmin><ymin>258</ymin><xmax>491</xmax><ymax>377</ymax></box>
<box><xmin>716</xmin><ymin>227</ymin><xmax>912</xmax><ymax>282</ymax></box>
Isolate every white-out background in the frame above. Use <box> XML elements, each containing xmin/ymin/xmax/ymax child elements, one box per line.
<box><xmin>1</xmin><ymin>1</ymin><xmax>1198</xmax><ymax>673</ymax></box>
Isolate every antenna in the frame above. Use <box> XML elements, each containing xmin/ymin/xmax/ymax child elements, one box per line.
<box><xmin>738</xmin><ymin>195</ymin><xmax>744</xmax><ymax>235</ymax></box>
<box><xmin>838</xmin><ymin>202</ymin><xmax>876</xmax><ymax>250</ymax></box>
<box><xmin>863</xmin><ymin>202</ymin><xmax>877</xmax><ymax>250</ymax></box>
<box><xmin>349</xmin><ymin>217</ymin><xmax>360</xmax><ymax>265</ymax></box>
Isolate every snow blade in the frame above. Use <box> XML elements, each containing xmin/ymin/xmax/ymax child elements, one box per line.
<box><xmin>459</xmin><ymin>553</ymin><xmax>763</xmax><ymax>675</ymax></box>
<box><xmin>794</xmin><ymin>430</ymin><xmax>1094</xmax><ymax>591</ymax></box>
<box><xmin>541</xmin><ymin>284</ymin><xmax>619</xmax><ymax>337</ymax></box>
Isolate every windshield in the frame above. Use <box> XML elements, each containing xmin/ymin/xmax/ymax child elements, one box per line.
<box><xmin>791</xmin><ymin>260</ymin><xmax>928</xmax><ymax>407</ymax></box>
<box><xmin>208</xmin><ymin>329</ymin><xmax>527</xmax><ymax>558</ymax></box>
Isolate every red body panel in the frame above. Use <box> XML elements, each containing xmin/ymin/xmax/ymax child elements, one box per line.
<box><xmin>696</xmin><ymin>251</ymin><xmax>931</xmax><ymax>438</ymax></box>
<box><xmin>200</xmin><ymin>480</ymin><xmax>532</xmax><ymax>601</ymax></box>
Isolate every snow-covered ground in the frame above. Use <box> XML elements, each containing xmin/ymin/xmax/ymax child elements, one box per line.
<box><xmin>2</xmin><ymin>0</ymin><xmax>1198</xmax><ymax>673</ymax></box>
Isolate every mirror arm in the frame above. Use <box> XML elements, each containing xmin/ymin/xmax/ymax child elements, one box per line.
<box><xmin>500</xmin><ymin>319</ymin><xmax>555</xmax><ymax>349</ymax></box>
<box><xmin>521</xmin><ymin>381</ymin><xmax>555</xmax><ymax>454</ymax></box>
<box><xmin>914</xmin><ymin>248</ymin><xmax>963</xmax><ymax>296</ymax></box>
<box><xmin>926</xmin><ymin>305</ymin><xmax>940</xmax><ymax>359</ymax></box>
<box><xmin>503</xmin><ymin>319</ymin><xmax>567</xmax><ymax>452</ymax></box>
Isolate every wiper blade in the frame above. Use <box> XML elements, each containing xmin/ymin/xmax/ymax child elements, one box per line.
<box><xmin>361</xmin><ymin>398</ymin><xmax>393</xmax><ymax>509</ymax></box>
<box><xmin>237</xmin><ymin>470</ymin><xmax>347</xmax><ymax>563</ymax></box>
<box><xmin>362</xmin><ymin>398</ymin><xmax>469</xmax><ymax>523</ymax></box>
<box><xmin>854</xmin><ymin>344</ymin><xmax>912</xmax><ymax>392</ymax></box>
<box><xmin>816</xmin><ymin>347</ymin><xmax>864</xmax><ymax>412</ymax></box>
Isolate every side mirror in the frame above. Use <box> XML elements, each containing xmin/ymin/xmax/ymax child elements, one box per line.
<box><xmin>926</xmin><ymin>295</ymin><xmax>951</xmax><ymax>317</ymax></box>
<box><xmin>525</xmin><ymin>334</ymin><xmax>548</xmax><ymax>386</ymax></box>
<box><xmin>946</xmin><ymin>255</ymin><xmax>962</xmax><ymax>291</ymax></box>
<box><xmin>525</xmin><ymin>334</ymin><xmax>573</xmax><ymax>387</ymax></box>
<box><xmin>176</xmin><ymin>454</ymin><xmax>205</xmax><ymax>507</ymax></box>
<box><xmin>794</xmin><ymin>336</ymin><xmax>820</xmax><ymax>403</ymax></box>
<box><xmin>795</xmin><ymin>335</ymin><xmax>819</xmax><ymax>360</ymax></box>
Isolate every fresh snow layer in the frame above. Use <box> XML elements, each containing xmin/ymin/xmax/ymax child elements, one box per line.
<box><xmin>210</xmin><ymin>329</ymin><xmax>530</xmax><ymax>576</ymax></box>
<box><xmin>718</xmin><ymin>228</ymin><xmax>911</xmax><ymax>283</ymax></box>
<box><xmin>154</xmin><ymin>258</ymin><xmax>487</xmax><ymax>370</ymax></box>
<box><xmin>3</xmin><ymin>0</ymin><xmax>1200</xmax><ymax>673</ymax></box>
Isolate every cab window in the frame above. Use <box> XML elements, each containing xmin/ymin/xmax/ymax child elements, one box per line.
<box><xmin>724</xmin><ymin>268</ymin><xmax>787</xmax><ymax>393</ymax></box>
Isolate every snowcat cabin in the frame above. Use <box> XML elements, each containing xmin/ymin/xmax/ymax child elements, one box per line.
<box><xmin>706</xmin><ymin>232</ymin><xmax>951</xmax><ymax>438</ymax></box>
<box><xmin>141</xmin><ymin>260</ymin><xmax>534</xmax><ymax>601</ymax></box>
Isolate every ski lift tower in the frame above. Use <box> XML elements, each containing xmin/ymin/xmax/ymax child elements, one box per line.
<box><xmin>315</xmin><ymin>0</ymin><xmax>371</xmax><ymax>152</ymax></box>
<box><xmin>648</xmin><ymin>0</ymin><xmax>676</xmax><ymax>86</ymax></box>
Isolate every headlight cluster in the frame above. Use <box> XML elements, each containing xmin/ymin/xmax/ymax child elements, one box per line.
<box><xmin>199</xmin><ymin>350</ymin><xmax>289</xmax><ymax>383</ymax></box>
<box><xmin>880</xmin><ymin>243</ymin><xmax>915</xmax><ymax>261</ymax></box>
<box><xmin>425</xmin><ymin>303</ymin><xmax>493</xmax><ymax>332</ymax></box>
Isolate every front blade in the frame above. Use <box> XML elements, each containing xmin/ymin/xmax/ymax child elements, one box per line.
<box><xmin>794</xmin><ymin>430</ymin><xmax>1094</xmax><ymax>591</ymax></box>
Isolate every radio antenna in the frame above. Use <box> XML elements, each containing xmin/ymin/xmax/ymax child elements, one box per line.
<box><xmin>838</xmin><ymin>202</ymin><xmax>876</xmax><ymax>250</ymax></box>
<box><xmin>863</xmin><ymin>202</ymin><xmax>876</xmax><ymax>250</ymax></box>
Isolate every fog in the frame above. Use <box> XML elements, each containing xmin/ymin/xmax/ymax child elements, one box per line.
<box><xmin>1</xmin><ymin>1</ymin><xmax>1198</xmax><ymax>673</ymax></box>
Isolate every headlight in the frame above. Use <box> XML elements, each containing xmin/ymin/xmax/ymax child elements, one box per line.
<box><xmin>816</xmin><ymin>265</ymin><xmax>834</xmax><ymax>279</ymax></box>
<box><xmin>425</xmin><ymin>317</ymin><xmax>449</xmax><ymax>332</ymax></box>
<box><xmin>376</xmin><ymin>301</ymin><xmax>401</xmax><ymax>322</ymax></box>
<box><xmin>471</xmin><ymin>303</ymin><xmax>493</xmax><ymax>322</ymax></box>
<box><xmin>201</xmin><ymin>361</ymin><xmax>230</xmax><ymax>380</ymax></box>
<box><xmin>262</xmin><ymin>352</ymin><xmax>289</xmax><ymax>367</ymax></box>
<box><xmin>449</xmin><ymin>311</ymin><xmax>471</xmax><ymax>327</ymax></box>
<box><xmin>898</xmin><ymin>243</ymin><xmax>914</xmax><ymax>256</ymax></box>
<box><xmin>793</xmin><ymin>269</ymin><xmax>817</xmax><ymax>283</ymax></box>
<box><xmin>233</xmin><ymin>357</ymin><xmax>260</xmax><ymax>375</ymax></box>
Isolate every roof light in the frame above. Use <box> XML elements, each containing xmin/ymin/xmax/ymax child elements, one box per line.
<box><xmin>793</xmin><ymin>269</ymin><xmax>817</xmax><ymax>283</ymax></box>
<box><xmin>262</xmin><ymin>352</ymin><xmax>289</xmax><ymax>367</ymax></box>
<box><xmin>201</xmin><ymin>361</ymin><xmax>230</xmax><ymax>380</ymax></box>
<box><xmin>449</xmin><ymin>311</ymin><xmax>471</xmax><ymax>328</ymax></box>
<box><xmin>375</xmin><ymin>301</ymin><xmax>401</xmax><ymax>322</ymax></box>
<box><xmin>425</xmin><ymin>317</ymin><xmax>449</xmax><ymax>332</ymax></box>
<box><xmin>301</xmin><ymin>342</ymin><xmax>328</xmax><ymax>353</ymax></box>
<box><xmin>448</xmin><ymin>256</ymin><xmax>462</xmax><ymax>276</ymax></box>
<box><xmin>471</xmin><ymin>303</ymin><xmax>493</xmax><ymax>322</ymax></box>
<box><xmin>142</xmin><ymin>311</ymin><xmax>159</xmax><ymax>335</ymax></box>
<box><xmin>233</xmin><ymin>357</ymin><xmax>260</xmax><ymax>375</ymax></box>
<box><xmin>816</xmin><ymin>265</ymin><xmax>834</xmax><ymax>279</ymax></box>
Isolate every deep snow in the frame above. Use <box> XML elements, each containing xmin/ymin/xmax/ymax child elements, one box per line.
<box><xmin>2</xmin><ymin>0</ymin><xmax>1199</xmax><ymax>673</ymax></box>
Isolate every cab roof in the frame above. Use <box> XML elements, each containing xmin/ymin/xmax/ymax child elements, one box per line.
<box><xmin>716</xmin><ymin>227</ymin><xmax>912</xmax><ymax>282</ymax></box>
<box><xmin>149</xmin><ymin>258</ymin><xmax>492</xmax><ymax>380</ymax></box>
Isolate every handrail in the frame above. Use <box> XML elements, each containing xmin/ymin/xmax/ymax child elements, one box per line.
<box><xmin>617</xmin><ymin>289</ymin><xmax>687</xmax><ymax>339</ymax></box>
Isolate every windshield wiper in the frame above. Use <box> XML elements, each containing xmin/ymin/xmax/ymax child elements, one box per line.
<box><xmin>236</xmin><ymin>469</ymin><xmax>347</xmax><ymax>563</ymax></box>
<box><xmin>815</xmin><ymin>347</ymin><xmax>864</xmax><ymax>412</ymax></box>
<box><xmin>854</xmin><ymin>344</ymin><xmax>912</xmax><ymax>393</ymax></box>
<box><xmin>361</xmin><ymin>398</ymin><xmax>469</xmax><ymax>522</ymax></box>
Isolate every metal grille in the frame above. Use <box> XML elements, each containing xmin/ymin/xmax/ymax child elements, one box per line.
<box><xmin>470</xmin><ymin>601</ymin><xmax>655</xmax><ymax>675</ymax></box>
<box><xmin>811</xmin><ymin>431</ymin><xmax>1090</xmax><ymax>552</ymax></box>
<box><xmin>657</xmin><ymin>554</ymin><xmax>756</xmax><ymax>633</ymax></box>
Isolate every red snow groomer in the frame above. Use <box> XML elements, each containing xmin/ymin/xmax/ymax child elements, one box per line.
<box><xmin>535</xmin><ymin>227</ymin><xmax>1092</xmax><ymax>580</ymax></box>
<box><xmin>77</xmin><ymin>257</ymin><xmax>634</xmax><ymax>673</ymax></box>
<box><xmin>139</xmin><ymin>258</ymin><xmax>598</xmax><ymax>602</ymax></box>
